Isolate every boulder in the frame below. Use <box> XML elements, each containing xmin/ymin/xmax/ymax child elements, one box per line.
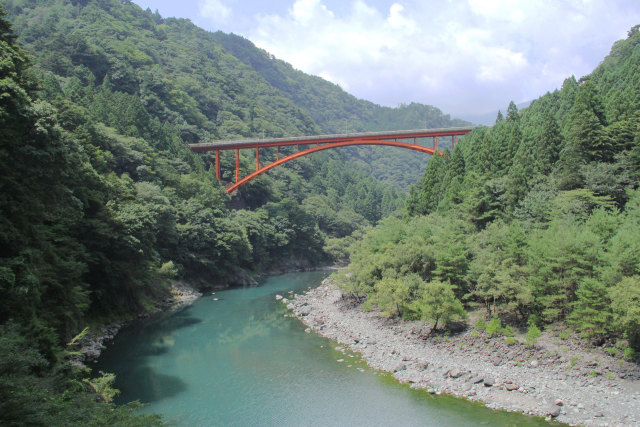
<box><xmin>546</xmin><ymin>404</ymin><xmax>561</xmax><ymax>418</ymax></box>
<box><xmin>393</xmin><ymin>363</ymin><xmax>407</xmax><ymax>373</ymax></box>
<box><xmin>449</xmin><ymin>370</ymin><xmax>464</xmax><ymax>379</ymax></box>
<box><xmin>483</xmin><ymin>377</ymin><xmax>495</xmax><ymax>387</ymax></box>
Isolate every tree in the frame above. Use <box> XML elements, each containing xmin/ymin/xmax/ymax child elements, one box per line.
<box><xmin>609</xmin><ymin>276</ymin><xmax>640</xmax><ymax>349</ymax></box>
<box><xmin>410</xmin><ymin>281</ymin><xmax>466</xmax><ymax>331</ymax></box>
<box><xmin>569</xmin><ymin>278</ymin><xmax>613</xmax><ymax>341</ymax></box>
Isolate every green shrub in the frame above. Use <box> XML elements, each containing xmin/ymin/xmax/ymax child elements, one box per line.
<box><xmin>525</xmin><ymin>324</ymin><xmax>542</xmax><ymax>347</ymax></box>
<box><xmin>503</xmin><ymin>325</ymin><xmax>514</xmax><ymax>337</ymax></box>
<box><xmin>474</xmin><ymin>317</ymin><xmax>487</xmax><ymax>331</ymax></box>
<box><xmin>486</xmin><ymin>316</ymin><xmax>502</xmax><ymax>336</ymax></box>
<box><xmin>505</xmin><ymin>337</ymin><xmax>517</xmax><ymax>345</ymax></box>
<box><xmin>623</xmin><ymin>347</ymin><xmax>636</xmax><ymax>361</ymax></box>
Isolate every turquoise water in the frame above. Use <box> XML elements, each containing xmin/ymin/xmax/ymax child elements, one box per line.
<box><xmin>96</xmin><ymin>271</ymin><xmax>548</xmax><ymax>426</ymax></box>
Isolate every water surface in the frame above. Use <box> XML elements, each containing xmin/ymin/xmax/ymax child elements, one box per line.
<box><xmin>96</xmin><ymin>271</ymin><xmax>548</xmax><ymax>426</ymax></box>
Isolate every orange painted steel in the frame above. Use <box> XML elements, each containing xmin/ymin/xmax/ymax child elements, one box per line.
<box><xmin>190</xmin><ymin>127</ymin><xmax>473</xmax><ymax>194</ymax></box>
<box><xmin>225</xmin><ymin>139</ymin><xmax>436</xmax><ymax>194</ymax></box>
<box><xmin>215</xmin><ymin>150</ymin><xmax>221</xmax><ymax>180</ymax></box>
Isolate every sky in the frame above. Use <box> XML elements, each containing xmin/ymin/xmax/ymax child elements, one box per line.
<box><xmin>132</xmin><ymin>0</ymin><xmax>640</xmax><ymax>119</ymax></box>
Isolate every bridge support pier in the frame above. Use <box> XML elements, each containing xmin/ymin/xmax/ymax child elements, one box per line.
<box><xmin>215</xmin><ymin>150</ymin><xmax>221</xmax><ymax>180</ymax></box>
<box><xmin>235</xmin><ymin>148</ymin><xmax>239</xmax><ymax>183</ymax></box>
<box><xmin>256</xmin><ymin>148</ymin><xmax>260</xmax><ymax>171</ymax></box>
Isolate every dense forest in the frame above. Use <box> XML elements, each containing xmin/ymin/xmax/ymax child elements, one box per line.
<box><xmin>335</xmin><ymin>26</ymin><xmax>640</xmax><ymax>360</ymax></box>
<box><xmin>2</xmin><ymin>0</ymin><xmax>639</xmax><ymax>424</ymax></box>
<box><xmin>0</xmin><ymin>0</ymin><xmax>466</xmax><ymax>424</ymax></box>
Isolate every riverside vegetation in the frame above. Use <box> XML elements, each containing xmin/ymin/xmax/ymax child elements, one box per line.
<box><xmin>334</xmin><ymin>26</ymin><xmax>640</xmax><ymax>359</ymax></box>
<box><xmin>0</xmin><ymin>1</ymin><xmax>465</xmax><ymax>424</ymax></box>
<box><xmin>0</xmin><ymin>0</ymin><xmax>639</xmax><ymax>424</ymax></box>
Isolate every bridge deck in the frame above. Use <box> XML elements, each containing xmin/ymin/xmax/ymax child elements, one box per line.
<box><xmin>189</xmin><ymin>126</ymin><xmax>474</xmax><ymax>151</ymax></box>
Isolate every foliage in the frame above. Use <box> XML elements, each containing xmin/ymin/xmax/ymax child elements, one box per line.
<box><xmin>339</xmin><ymin>24</ymin><xmax>640</xmax><ymax>351</ymax></box>
<box><xmin>409</xmin><ymin>281</ymin><xmax>466</xmax><ymax>331</ymax></box>
<box><xmin>486</xmin><ymin>316</ymin><xmax>503</xmax><ymax>336</ymax></box>
<box><xmin>525</xmin><ymin>324</ymin><xmax>542</xmax><ymax>347</ymax></box>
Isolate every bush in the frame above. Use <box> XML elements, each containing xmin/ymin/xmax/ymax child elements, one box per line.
<box><xmin>474</xmin><ymin>317</ymin><xmax>487</xmax><ymax>331</ymax></box>
<box><xmin>525</xmin><ymin>324</ymin><xmax>542</xmax><ymax>347</ymax></box>
<box><xmin>486</xmin><ymin>316</ymin><xmax>502</xmax><ymax>336</ymax></box>
<box><xmin>624</xmin><ymin>346</ymin><xmax>636</xmax><ymax>361</ymax></box>
<box><xmin>605</xmin><ymin>347</ymin><xmax>619</xmax><ymax>356</ymax></box>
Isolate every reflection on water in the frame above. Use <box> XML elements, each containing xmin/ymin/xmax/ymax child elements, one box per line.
<box><xmin>95</xmin><ymin>272</ymin><xmax>549</xmax><ymax>426</ymax></box>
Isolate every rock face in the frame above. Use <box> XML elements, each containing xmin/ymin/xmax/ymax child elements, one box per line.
<box><xmin>290</xmin><ymin>279</ymin><xmax>640</xmax><ymax>427</ymax></box>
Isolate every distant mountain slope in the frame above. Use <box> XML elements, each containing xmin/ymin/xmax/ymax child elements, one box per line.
<box><xmin>211</xmin><ymin>32</ymin><xmax>468</xmax><ymax>134</ymax></box>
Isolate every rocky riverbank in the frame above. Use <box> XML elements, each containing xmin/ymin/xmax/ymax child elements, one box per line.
<box><xmin>75</xmin><ymin>281</ymin><xmax>201</xmax><ymax>366</ymax></box>
<box><xmin>290</xmin><ymin>279</ymin><xmax>640</xmax><ymax>426</ymax></box>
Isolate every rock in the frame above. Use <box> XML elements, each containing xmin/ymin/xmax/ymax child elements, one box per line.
<box><xmin>505</xmin><ymin>384</ymin><xmax>519</xmax><ymax>391</ymax></box>
<box><xmin>530</xmin><ymin>360</ymin><xmax>539</xmax><ymax>368</ymax></box>
<box><xmin>546</xmin><ymin>405</ymin><xmax>561</xmax><ymax>418</ymax></box>
<box><xmin>416</xmin><ymin>361</ymin><xmax>429</xmax><ymax>370</ymax></box>
<box><xmin>275</xmin><ymin>294</ymin><xmax>283</xmax><ymax>301</ymax></box>
<box><xmin>367</xmin><ymin>339</ymin><xmax>377</xmax><ymax>345</ymax></box>
<box><xmin>484</xmin><ymin>377</ymin><xmax>495</xmax><ymax>387</ymax></box>
<box><xmin>337</xmin><ymin>359</ymin><xmax>344</xmax><ymax>363</ymax></box>
<box><xmin>449</xmin><ymin>370</ymin><xmax>464</xmax><ymax>379</ymax></box>
<box><xmin>393</xmin><ymin>363</ymin><xmax>407</xmax><ymax>373</ymax></box>
<box><xmin>594</xmin><ymin>412</ymin><xmax>604</xmax><ymax>418</ymax></box>
<box><xmin>555</xmin><ymin>399</ymin><xmax>563</xmax><ymax>406</ymax></box>
<box><xmin>300</xmin><ymin>306</ymin><xmax>312</xmax><ymax>316</ymax></box>
<box><xmin>304</xmin><ymin>328</ymin><xmax>311</xmax><ymax>334</ymax></box>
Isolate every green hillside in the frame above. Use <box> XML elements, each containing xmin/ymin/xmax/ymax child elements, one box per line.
<box><xmin>2</xmin><ymin>0</ymin><xmax>637</xmax><ymax>424</ymax></box>
<box><xmin>0</xmin><ymin>1</ymin><xmax>469</xmax><ymax>422</ymax></box>
<box><xmin>337</xmin><ymin>25</ymin><xmax>640</xmax><ymax>356</ymax></box>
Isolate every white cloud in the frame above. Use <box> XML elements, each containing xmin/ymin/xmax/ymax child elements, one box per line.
<box><xmin>246</xmin><ymin>0</ymin><xmax>640</xmax><ymax>116</ymax></box>
<box><xmin>199</xmin><ymin>0</ymin><xmax>232</xmax><ymax>24</ymax></box>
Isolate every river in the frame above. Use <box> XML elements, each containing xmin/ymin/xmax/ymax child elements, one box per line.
<box><xmin>95</xmin><ymin>271</ymin><xmax>548</xmax><ymax>426</ymax></box>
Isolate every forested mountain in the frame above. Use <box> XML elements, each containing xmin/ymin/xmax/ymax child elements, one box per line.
<box><xmin>337</xmin><ymin>26</ymin><xmax>640</xmax><ymax>358</ymax></box>
<box><xmin>0</xmin><ymin>1</ymin><xmax>466</xmax><ymax>423</ymax></box>
<box><xmin>3</xmin><ymin>0</ymin><xmax>638</xmax><ymax>423</ymax></box>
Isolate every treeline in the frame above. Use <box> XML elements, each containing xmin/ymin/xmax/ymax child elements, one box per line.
<box><xmin>336</xmin><ymin>26</ymin><xmax>640</xmax><ymax>357</ymax></box>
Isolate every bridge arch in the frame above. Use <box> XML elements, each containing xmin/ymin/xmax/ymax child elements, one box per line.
<box><xmin>226</xmin><ymin>139</ymin><xmax>436</xmax><ymax>194</ymax></box>
<box><xmin>189</xmin><ymin>127</ymin><xmax>473</xmax><ymax>194</ymax></box>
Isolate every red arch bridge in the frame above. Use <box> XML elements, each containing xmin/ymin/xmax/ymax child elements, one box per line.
<box><xmin>189</xmin><ymin>127</ymin><xmax>474</xmax><ymax>194</ymax></box>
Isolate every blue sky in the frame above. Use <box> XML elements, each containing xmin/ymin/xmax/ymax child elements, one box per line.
<box><xmin>132</xmin><ymin>0</ymin><xmax>640</xmax><ymax>118</ymax></box>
